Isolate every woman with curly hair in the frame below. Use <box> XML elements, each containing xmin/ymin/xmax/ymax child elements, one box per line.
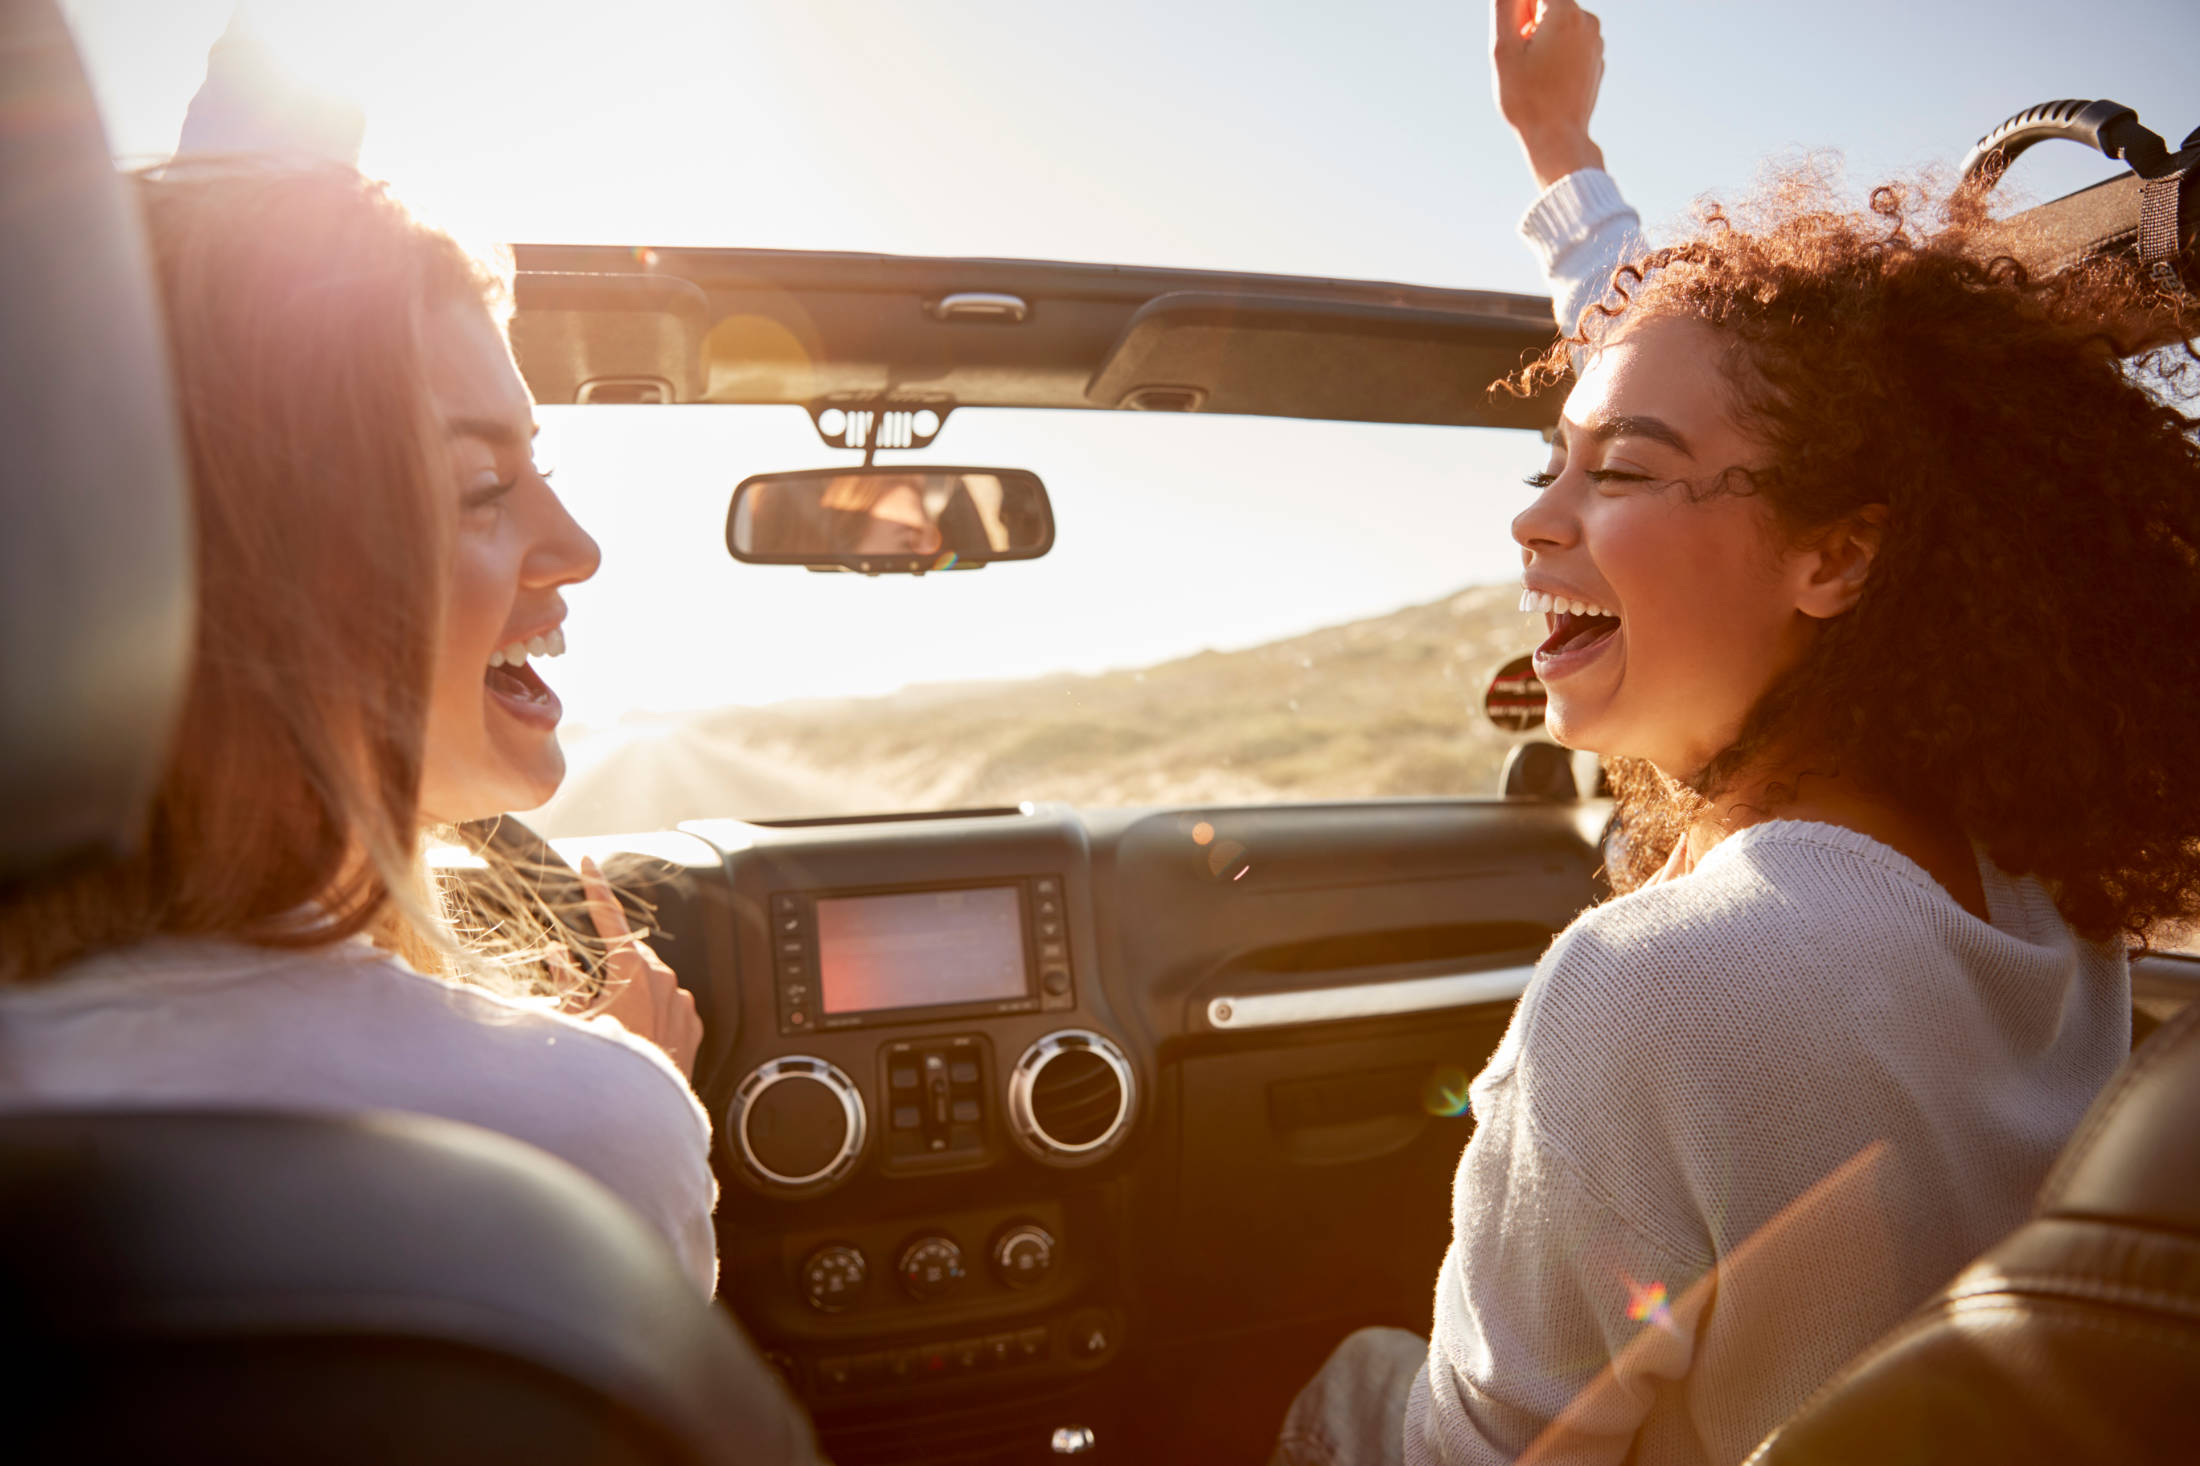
<box><xmin>1273</xmin><ymin>5</ymin><xmax>2200</xmax><ymax>1465</ymax></box>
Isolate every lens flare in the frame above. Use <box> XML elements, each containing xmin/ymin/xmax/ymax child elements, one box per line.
<box><xmin>1624</xmin><ymin>1276</ymin><xmax>1674</xmax><ymax>1332</ymax></box>
<box><xmin>1421</xmin><ymin>1066</ymin><xmax>1474</xmax><ymax>1118</ymax></box>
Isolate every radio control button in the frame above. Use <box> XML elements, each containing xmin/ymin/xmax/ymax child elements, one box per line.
<box><xmin>1042</xmin><ymin>968</ymin><xmax>1072</xmax><ymax>997</ymax></box>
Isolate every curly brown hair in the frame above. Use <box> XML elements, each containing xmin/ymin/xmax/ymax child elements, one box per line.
<box><xmin>1505</xmin><ymin>173</ymin><xmax>2200</xmax><ymax>945</ymax></box>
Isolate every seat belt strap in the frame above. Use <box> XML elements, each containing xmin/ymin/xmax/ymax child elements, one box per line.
<box><xmin>2137</xmin><ymin>168</ymin><xmax>2192</xmax><ymax>295</ymax></box>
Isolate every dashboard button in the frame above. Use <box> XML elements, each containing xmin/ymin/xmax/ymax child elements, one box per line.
<box><xmin>950</xmin><ymin>1098</ymin><xmax>980</xmax><ymax>1124</ymax></box>
<box><xmin>1039</xmin><ymin>940</ymin><xmax>1067</xmax><ymax>963</ymax></box>
<box><xmin>1014</xmin><ymin>1327</ymin><xmax>1050</xmax><ymax>1362</ymax></box>
<box><xmin>949</xmin><ymin>1059</ymin><xmax>980</xmax><ymax>1085</ymax></box>
<box><xmin>892</xmin><ymin>1104</ymin><xmax>921</xmax><ymax>1131</ymax></box>
<box><xmin>906</xmin><ymin>1342</ymin><xmax>954</xmax><ymax>1380</ymax></box>
<box><xmin>982</xmin><ymin>1333</ymin><xmax>1017</xmax><ymax>1368</ymax></box>
<box><xmin>816</xmin><ymin>1355</ymin><xmax>856</xmax><ymax>1392</ymax></box>
<box><xmin>798</xmin><ymin>1243</ymin><xmax>868</xmax><ymax>1313</ymax></box>
<box><xmin>950</xmin><ymin>1338</ymin><xmax>985</xmax><ymax>1372</ymax></box>
<box><xmin>889</xmin><ymin>1064</ymin><xmax>920</xmax><ymax>1090</ymax></box>
<box><xmin>991</xmin><ymin>1223</ymin><xmax>1057</xmax><ymax>1290</ymax></box>
<box><xmin>1042</xmin><ymin>968</ymin><xmax>1072</xmax><ymax>997</ymax></box>
<box><xmin>898</xmin><ymin>1235</ymin><xmax>968</xmax><ymax>1300</ymax></box>
<box><xmin>1067</xmin><ymin>1309</ymin><xmax>1112</xmax><ymax>1359</ymax></box>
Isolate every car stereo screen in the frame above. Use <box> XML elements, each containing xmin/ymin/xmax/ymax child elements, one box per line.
<box><xmin>815</xmin><ymin>887</ymin><xmax>1028</xmax><ymax>1015</ymax></box>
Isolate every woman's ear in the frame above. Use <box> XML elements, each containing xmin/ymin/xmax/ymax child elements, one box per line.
<box><xmin>1794</xmin><ymin>504</ymin><xmax>1888</xmax><ymax>619</ymax></box>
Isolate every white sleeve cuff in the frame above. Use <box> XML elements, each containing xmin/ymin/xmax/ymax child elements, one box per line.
<box><xmin>1517</xmin><ymin>168</ymin><xmax>1637</xmax><ymax>275</ymax></box>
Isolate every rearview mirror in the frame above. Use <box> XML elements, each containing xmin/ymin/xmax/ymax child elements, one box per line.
<box><xmin>727</xmin><ymin>468</ymin><xmax>1054</xmax><ymax>574</ymax></box>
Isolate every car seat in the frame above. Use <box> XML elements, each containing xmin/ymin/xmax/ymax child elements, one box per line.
<box><xmin>0</xmin><ymin>4</ymin><xmax>820</xmax><ymax>1461</ymax></box>
<box><xmin>1748</xmin><ymin>999</ymin><xmax>2200</xmax><ymax>1464</ymax></box>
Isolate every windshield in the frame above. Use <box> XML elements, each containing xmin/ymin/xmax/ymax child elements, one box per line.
<box><xmin>63</xmin><ymin>0</ymin><xmax>2189</xmax><ymax>834</ymax></box>
<box><xmin>530</xmin><ymin>405</ymin><xmax>1543</xmax><ymax>832</ymax></box>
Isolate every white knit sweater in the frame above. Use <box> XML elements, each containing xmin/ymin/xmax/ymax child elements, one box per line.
<box><xmin>1404</xmin><ymin>820</ymin><xmax>2128</xmax><ymax>1465</ymax></box>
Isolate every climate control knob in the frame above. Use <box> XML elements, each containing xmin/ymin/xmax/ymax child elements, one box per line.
<box><xmin>992</xmin><ymin>1223</ymin><xmax>1057</xmax><ymax>1291</ymax></box>
<box><xmin>898</xmin><ymin>1234</ymin><xmax>968</xmax><ymax>1300</ymax></box>
<box><xmin>799</xmin><ymin>1243</ymin><xmax>868</xmax><ymax>1313</ymax></box>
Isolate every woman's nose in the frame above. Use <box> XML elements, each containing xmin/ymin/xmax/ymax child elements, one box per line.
<box><xmin>1511</xmin><ymin>480</ymin><xmax>1578</xmax><ymax>555</ymax></box>
<box><xmin>525</xmin><ymin>485</ymin><xmax>602</xmax><ymax>589</ymax></box>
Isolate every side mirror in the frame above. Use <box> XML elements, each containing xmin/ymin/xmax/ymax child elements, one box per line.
<box><xmin>727</xmin><ymin>468</ymin><xmax>1055</xmax><ymax>575</ymax></box>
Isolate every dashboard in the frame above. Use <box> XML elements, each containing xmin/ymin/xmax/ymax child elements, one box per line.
<box><xmin>558</xmin><ymin>798</ymin><xmax>1609</xmax><ymax>1465</ymax></box>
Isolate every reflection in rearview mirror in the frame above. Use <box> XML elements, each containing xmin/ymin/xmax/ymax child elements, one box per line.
<box><xmin>727</xmin><ymin>468</ymin><xmax>1054</xmax><ymax>574</ymax></box>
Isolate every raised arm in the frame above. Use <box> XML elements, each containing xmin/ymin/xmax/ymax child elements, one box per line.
<box><xmin>1490</xmin><ymin>0</ymin><xmax>1641</xmax><ymax>340</ymax></box>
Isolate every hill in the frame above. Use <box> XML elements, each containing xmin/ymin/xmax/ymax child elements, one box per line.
<box><xmin>532</xmin><ymin>583</ymin><xmax>1544</xmax><ymax>835</ymax></box>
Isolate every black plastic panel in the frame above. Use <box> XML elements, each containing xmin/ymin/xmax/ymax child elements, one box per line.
<box><xmin>589</xmin><ymin>798</ymin><xmax>1605</xmax><ymax>1458</ymax></box>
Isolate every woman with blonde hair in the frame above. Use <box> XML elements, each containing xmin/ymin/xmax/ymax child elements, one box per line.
<box><xmin>0</xmin><ymin>163</ymin><xmax>715</xmax><ymax>1291</ymax></box>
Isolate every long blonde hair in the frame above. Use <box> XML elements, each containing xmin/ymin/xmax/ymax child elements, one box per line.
<box><xmin>0</xmin><ymin>164</ymin><xmax>510</xmax><ymax>985</ymax></box>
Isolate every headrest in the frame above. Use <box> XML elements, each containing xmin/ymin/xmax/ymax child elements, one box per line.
<box><xmin>1</xmin><ymin>1109</ymin><xmax>823</xmax><ymax>1465</ymax></box>
<box><xmin>0</xmin><ymin>0</ymin><xmax>194</xmax><ymax>884</ymax></box>
<box><xmin>2035</xmin><ymin>1000</ymin><xmax>2200</xmax><ymax>1235</ymax></box>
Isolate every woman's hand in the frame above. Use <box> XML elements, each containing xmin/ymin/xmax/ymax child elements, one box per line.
<box><xmin>1491</xmin><ymin>0</ymin><xmax>1608</xmax><ymax>191</ymax></box>
<box><xmin>577</xmin><ymin>855</ymin><xmax>703</xmax><ymax>1079</ymax></box>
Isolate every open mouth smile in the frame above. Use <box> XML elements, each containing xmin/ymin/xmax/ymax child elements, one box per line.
<box><xmin>1520</xmin><ymin>589</ymin><xmax>1621</xmax><ymax>681</ymax></box>
<box><xmin>483</xmin><ymin>627</ymin><xmax>566</xmax><ymax>729</ymax></box>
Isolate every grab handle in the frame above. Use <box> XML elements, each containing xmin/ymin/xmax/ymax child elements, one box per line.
<box><xmin>1961</xmin><ymin>98</ymin><xmax>2172</xmax><ymax>188</ymax></box>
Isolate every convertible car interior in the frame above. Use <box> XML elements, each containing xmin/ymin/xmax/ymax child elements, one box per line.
<box><xmin>4</xmin><ymin>1</ymin><xmax>2198</xmax><ymax>1459</ymax></box>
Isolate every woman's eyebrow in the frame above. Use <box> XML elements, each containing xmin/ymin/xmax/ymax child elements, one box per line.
<box><xmin>1581</xmin><ymin>413</ymin><xmax>1694</xmax><ymax>456</ymax></box>
<box><xmin>443</xmin><ymin>416</ymin><xmax>539</xmax><ymax>448</ymax></box>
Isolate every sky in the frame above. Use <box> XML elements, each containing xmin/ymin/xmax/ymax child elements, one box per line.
<box><xmin>60</xmin><ymin>0</ymin><xmax>2200</xmax><ymax>735</ymax></box>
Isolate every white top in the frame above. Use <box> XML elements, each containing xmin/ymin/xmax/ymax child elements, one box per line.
<box><xmin>1517</xmin><ymin>166</ymin><xmax>1643</xmax><ymax>345</ymax></box>
<box><xmin>1405</xmin><ymin>820</ymin><xmax>2129</xmax><ymax>1465</ymax></box>
<box><xmin>0</xmin><ymin>936</ymin><xmax>719</xmax><ymax>1294</ymax></box>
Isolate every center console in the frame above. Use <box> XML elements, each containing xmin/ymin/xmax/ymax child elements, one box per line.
<box><xmin>682</xmin><ymin>809</ymin><xmax>1140</xmax><ymax>1446</ymax></box>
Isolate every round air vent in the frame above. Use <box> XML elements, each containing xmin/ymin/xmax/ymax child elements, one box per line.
<box><xmin>1008</xmin><ymin>1030</ymin><xmax>1136</xmax><ymax>1164</ymax></box>
<box><xmin>730</xmin><ymin>1057</ymin><xmax>866</xmax><ymax>1194</ymax></box>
